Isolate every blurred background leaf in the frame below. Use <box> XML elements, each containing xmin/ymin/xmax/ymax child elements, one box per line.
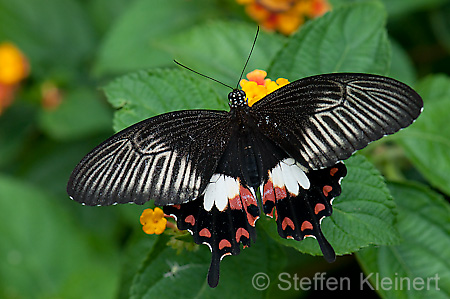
<box><xmin>162</xmin><ymin>21</ymin><xmax>286</xmax><ymax>87</ymax></box>
<box><xmin>94</xmin><ymin>0</ymin><xmax>220</xmax><ymax>76</ymax></box>
<box><xmin>396</xmin><ymin>74</ymin><xmax>450</xmax><ymax>195</ymax></box>
<box><xmin>0</xmin><ymin>0</ymin><xmax>95</xmax><ymax>79</ymax></box>
<box><xmin>39</xmin><ymin>88</ymin><xmax>112</xmax><ymax>140</ymax></box>
<box><xmin>269</xmin><ymin>1</ymin><xmax>390</xmax><ymax>79</ymax></box>
<box><xmin>0</xmin><ymin>174</ymin><xmax>119</xmax><ymax>298</ymax></box>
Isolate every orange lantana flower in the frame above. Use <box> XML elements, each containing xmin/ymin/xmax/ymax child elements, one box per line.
<box><xmin>237</xmin><ymin>0</ymin><xmax>331</xmax><ymax>35</ymax></box>
<box><xmin>140</xmin><ymin>207</ymin><xmax>168</xmax><ymax>235</ymax></box>
<box><xmin>240</xmin><ymin>69</ymin><xmax>290</xmax><ymax>106</ymax></box>
<box><xmin>0</xmin><ymin>42</ymin><xmax>29</xmax><ymax>114</ymax></box>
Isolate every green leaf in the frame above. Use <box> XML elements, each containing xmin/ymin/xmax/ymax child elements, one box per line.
<box><xmin>0</xmin><ymin>0</ymin><xmax>95</xmax><ymax>78</ymax></box>
<box><xmin>0</xmin><ymin>175</ymin><xmax>119</xmax><ymax>298</ymax></box>
<box><xmin>356</xmin><ymin>182</ymin><xmax>450</xmax><ymax>298</ymax></box>
<box><xmin>94</xmin><ymin>0</ymin><xmax>218</xmax><ymax>76</ymax></box>
<box><xmin>0</xmin><ymin>103</ymin><xmax>36</xmax><ymax>167</ymax></box>
<box><xmin>431</xmin><ymin>3</ymin><xmax>450</xmax><ymax>52</ymax></box>
<box><xmin>162</xmin><ymin>21</ymin><xmax>286</xmax><ymax>87</ymax></box>
<box><xmin>86</xmin><ymin>0</ymin><xmax>137</xmax><ymax>35</ymax></box>
<box><xmin>260</xmin><ymin>155</ymin><xmax>400</xmax><ymax>257</ymax></box>
<box><xmin>269</xmin><ymin>1</ymin><xmax>390</xmax><ymax>79</ymax></box>
<box><xmin>396</xmin><ymin>74</ymin><xmax>450</xmax><ymax>195</ymax></box>
<box><xmin>104</xmin><ymin>68</ymin><xmax>227</xmax><ymax>132</ymax></box>
<box><xmin>380</xmin><ymin>0</ymin><xmax>449</xmax><ymax>16</ymax></box>
<box><xmin>129</xmin><ymin>231</ymin><xmax>286</xmax><ymax>298</ymax></box>
<box><xmin>117</xmin><ymin>233</ymin><xmax>157</xmax><ymax>299</ymax></box>
<box><xmin>39</xmin><ymin>88</ymin><xmax>113</xmax><ymax>140</ymax></box>
<box><xmin>388</xmin><ymin>38</ymin><xmax>417</xmax><ymax>86</ymax></box>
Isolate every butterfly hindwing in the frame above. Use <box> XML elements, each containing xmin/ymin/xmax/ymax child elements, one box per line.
<box><xmin>251</xmin><ymin>73</ymin><xmax>423</xmax><ymax>170</ymax></box>
<box><xmin>263</xmin><ymin>161</ymin><xmax>346</xmax><ymax>262</ymax></box>
<box><xmin>164</xmin><ymin>182</ymin><xmax>259</xmax><ymax>288</ymax></box>
<box><xmin>67</xmin><ymin>110</ymin><xmax>234</xmax><ymax>206</ymax></box>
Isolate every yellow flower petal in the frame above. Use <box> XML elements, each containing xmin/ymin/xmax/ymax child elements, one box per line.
<box><xmin>140</xmin><ymin>207</ymin><xmax>167</xmax><ymax>235</ymax></box>
<box><xmin>240</xmin><ymin>69</ymin><xmax>291</xmax><ymax>107</ymax></box>
<box><xmin>153</xmin><ymin>207</ymin><xmax>165</xmax><ymax>218</ymax></box>
<box><xmin>276</xmin><ymin>78</ymin><xmax>290</xmax><ymax>86</ymax></box>
<box><xmin>265</xmin><ymin>80</ymin><xmax>280</xmax><ymax>94</ymax></box>
<box><xmin>277</xmin><ymin>12</ymin><xmax>304</xmax><ymax>35</ymax></box>
<box><xmin>246</xmin><ymin>3</ymin><xmax>271</xmax><ymax>22</ymax></box>
<box><xmin>0</xmin><ymin>42</ymin><xmax>29</xmax><ymax>85</ymax></box>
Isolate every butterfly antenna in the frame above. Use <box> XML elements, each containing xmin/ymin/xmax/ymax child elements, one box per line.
<box><xmin>173</xmin><ymin>60</ymin><xmax>234</xmax><ymax>90</ymax></box>
<box><xmin>236</xmin><ymin>26</ymin><xmax>260</xmax><ymax>89</ymax></box>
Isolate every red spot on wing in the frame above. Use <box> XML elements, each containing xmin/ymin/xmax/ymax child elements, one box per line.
<box><xmin>314</xmin><ymin>203</ymin><xmax>326</xmax><ymax>215</ymax></box>
<box><xmin>330</xmin><ymin>167</ymin><xmax>339</xmax><ymax>176</ymax></box>
<box><xmin>172</xmin><ymin>204</ymin><xmax>181</xmax><ymax>209</ymax></box>
<box><xmin>323</xmin><ymin>185</ymin><xmax>333</xmax><ymax>197</ymax></box>
<box><xmin>199</xmin><ymin>228</ymin><xmax>211</xmax><ymax>238</ymax></box>
<box><xmin>229</xmin><ymin>195</ymin><xmax>242</xmax><ymax>210</ymax></box>
<box><xmin>274</xmin><ymin>185</ymin><xmax>287</xmax><ymax>200</ymax></box>
<box><xmin>240</xmin><ymin>185</ymin><xmax>258</xmax><ymax>226</ymax></box>
<box><xmin>240</xmin><ymin>185</ymin><xmax>257</xmax><ymax>206</ymax></box>
<box><xmin>281</xmin><ymin>217</ymin><xmax>295</xmax><ymax>230</ymax></box>
<box><xmin>236</xmin><ymin>228</ymin><xmax>250</xmax><ymax>243</ymax></box>
<box><xmin>185</xmin><ymin>215</ymin><xmax>195</xmax><ymax>226</ymax></box>
<box><xmin>263</xmin><ymin>179</ymin><xmax>275</xmax><ymax>204</ymax></box>
<box><xmin>263</xmin><ymin>179</ymin><xmax>276</xmax><ymax>217</ymax></box>
<box><xmin>219</xmin><ymin>239</ymin><xmax>232</xmax><ymax>250</ymax></box>
<box><xmin>301</xmin><ymin>221</ymin><xmax>313</xmax><ymax>231</ymax></box>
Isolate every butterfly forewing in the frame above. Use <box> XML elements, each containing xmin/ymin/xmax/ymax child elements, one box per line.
<box><xmin>251</xmin><ymin>73</ymin><xmax>423</xmax><ymax>170</ymax></box>
<box><xmin>67</xmin><ymin>110</ymin><xmax>233</xmax><ymax>206</ymax></box>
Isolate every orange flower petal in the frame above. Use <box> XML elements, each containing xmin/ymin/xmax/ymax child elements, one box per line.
<box><xmin>246</xmin><ymin>69</ymin><xmax>267</xmax><ymax>85</ymax></box>
<box><xmin>241</xmin><ymin>69</ymin><xmax>291</xmax><ymax>107</ymax></box>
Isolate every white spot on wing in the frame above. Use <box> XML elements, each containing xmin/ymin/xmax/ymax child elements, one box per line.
<box><xmin>203</xmin><ymin>173</ymin><xmax>238</xmax><ymax>211</ymax></box>
<box><xmin>270</xmin><ymin>158</ymin><xmax>311</xmax><ymax>195</ymax></box>
<box><xmin>214</xmin><ymin>176</ymin><xmax>228</xmax><ymax>211</ymax></box>
<box><xmin>203</xmin><ymin>174</ymin><xmax>219</xmax><ymax>211</ymax></box>
<box><xmin>225</xmin><ymin>176</ymin><xmax>240</xmax><ymax>200</ymax></box>
<box><xmin>271</xmin><ymin>164</ymin><xmax>284</xmax><ymax>188</ymax></box>
<box><xmin>280</xmin><ymin>161</ymin><xmax>299</xmax><ymax>195</ymax></box>
<box><xmin>292</xmin><ymin>162</ymin><xmax>310</xmax><ymax>189</ymax></box>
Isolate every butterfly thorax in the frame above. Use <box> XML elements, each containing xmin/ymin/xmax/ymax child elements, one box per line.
<box><xmin>228</xmin><ymin>89</ymin><xmax>247</xmax><ymax>108</ymax></box>
<box><xmin>215</xmin><ymin>106</ymin><xmax>289</xmax><ymax>190</ymax></box>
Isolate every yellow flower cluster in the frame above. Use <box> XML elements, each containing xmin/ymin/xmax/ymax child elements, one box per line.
<box><xmin>140</xmin><ymin>207</ymin><xmax>167</xmax><ymax>235</ymax></box>
<box><xmin>237</xmin><ymin>0</ymin><xmax>331</xmax><ymax>35</ymax></box>
<box><xmin>0</xmin><ymin>42</ymin><xmax>28</xmax><ymax>85</ymax></box>
<box><xmin>240</xmin><ymin>69</ymin><xmax>290</xmax><ymax>106</ymax></box>
<box><xmin>0</xmin><ymin>42</ymin><xmax>29</xmax><ymax>114</ymax></box>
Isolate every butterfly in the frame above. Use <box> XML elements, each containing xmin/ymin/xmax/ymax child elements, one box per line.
<box><xmin>67</xmin><ymin>37</ymin><xmax>423</xmax><ymax>288</ymax></box>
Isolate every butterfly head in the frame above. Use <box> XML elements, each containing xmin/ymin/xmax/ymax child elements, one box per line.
<box><xmin>228</xmin><ymin>89</ymin><xmax>247</xmax><ymax>108</ymax></box>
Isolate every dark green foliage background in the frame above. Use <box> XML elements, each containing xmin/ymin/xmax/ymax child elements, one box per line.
<box><xmin>0</xmin><ymin>0</ymin><xmax>449</xmax><ymax>298</ymax></box>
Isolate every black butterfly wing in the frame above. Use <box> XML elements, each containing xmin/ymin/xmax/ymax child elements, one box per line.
<box><xmin>250</xmin><ymin>73</ymin><xmax>423</xmax><ymax>169</ymax></box>
<box><xmin>67</xmin><ymin>110</ymin><xmax>233</xmax><ymax>206</ymax></box>
<box><xmin>262</xmin><ymin>162</ymin><xmax>347</xmax><ymax>263</ymax></box>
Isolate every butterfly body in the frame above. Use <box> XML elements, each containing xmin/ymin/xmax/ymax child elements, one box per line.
<box><xmin>67</xmin><ymin>72</ymin><xmax>423</xmax><ymax>287</ymax></box>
